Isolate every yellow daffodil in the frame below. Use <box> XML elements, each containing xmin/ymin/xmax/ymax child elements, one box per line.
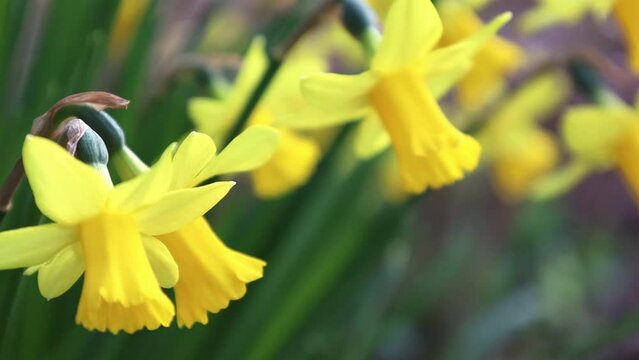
<box><xmin>439</xmin><ymin>2</ymin><xmax>524</xmax><ymax>110</ymax></box>
<box><xmin>479</xmin><ymin>73</ymin><xmax>570</xmax><ymax>200</ymax></box>
<box><xmin>287</xmin><ymin>0</ymin><xmax>511</xmax><ymax>193</ymax></box>
<box><xmin>189</xmin><ymin>38</ymin><xmax>322</xmax><ymax>198</ymax></box>
<box><xmin>561</xmin><ymin>98</ymin><xmax>639</xmax><ymax>202</ymax></box>
<box><xmin>121</xmin><ymin>126</ymin><xmax>279</xmax><ymax>327</ymax></box>
<box><xmin>0</xmin><ymin>136</ymin><xmax>234</xmax><ymax>333</ymax></box>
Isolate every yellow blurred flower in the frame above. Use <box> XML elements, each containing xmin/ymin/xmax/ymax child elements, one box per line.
<box><xmin>479</xmin><ymin>73</ymin><xmax>569</xmax><ymax>200</ymax></box>
<box><xmin>439</xmin><ymin>3</ymin><xmax>524</xmax><ymax>110</ymax></box>
<box><xmin>189</xmin><ymin>38</ymin><xmax>322</xmax><ymax>198</ymax></box>
<box><xmin>108</xmin><ymin>0</ymin><xmax>152</xmax><ymax>61</ymax></box>
<box><xmin>0</xmin><ymin>136</ymin><xmax>234</xmax><ymax>333</ymax></box>
<box><xmin>533</xmin><ymin>95</ymin><xmax>639</xmax><ymax>202</ymax></box>
<box><xmin>287</xmin><ymin>0</ymin><xmax>511</xmax><ymax>193</ymax></box>
<box><xmin>563</xmin><ymin>99</ymin><xmax>639</xmax><ymax>201</ymax></box>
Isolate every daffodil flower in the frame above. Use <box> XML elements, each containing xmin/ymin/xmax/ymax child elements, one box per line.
<box><xmin>124</xmin><ymin>126</ymin><xmax>280</xmax><ymax>327</ymax></box>
<box><xmin>439</xmin><ymin>2</ymin><xmax>523</xmax><ymax>110</ymax></box>
<box><xmin>0</xmin><ymin>136</ymin><xmax>234</xmax><ymax>333</ymax></box>
<box><xmin>479</xmin><ymin>73</ymin><xmax>569</xmax><ymax>200</ymax></box>
<box><xmin>189</xmin><ymin>38</ymin><xmax>322</xmax><ymax>198</ymax></box>
<box><xmin>560</xmin><ymin>98</ymin><xmax>639</xmax><ymax>202</ymax></box>
<box><xmin>288</xmin><ymin>0</ymin><xmax>511</xmax><ymax>193</ymax></box>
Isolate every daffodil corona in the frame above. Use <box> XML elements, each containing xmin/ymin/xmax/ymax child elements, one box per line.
<box><xmin>290</xmin><ymin>0</ymin><xmax>511</xmax><ymax>193</ymax></box>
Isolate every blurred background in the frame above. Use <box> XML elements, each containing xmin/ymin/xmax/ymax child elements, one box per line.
<box><xmin>1</xmin><ymin>0</ymin><xmax>639</xmax><ymax>359</ymax></box>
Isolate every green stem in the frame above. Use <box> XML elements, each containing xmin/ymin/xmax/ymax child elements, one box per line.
<box><xmin>557</xmin><ymin>304</ymin><xmax>639</xmax><ymax>359</ymax></box>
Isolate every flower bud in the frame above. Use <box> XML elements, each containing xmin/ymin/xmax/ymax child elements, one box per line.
<box><xmin>341</xmin><ymin>0</ymin><xmax>378</xmax><ymax>40</ymax></box>
<box><xmin>54</xmin><ymin>105</ymin><xmax>126</xmax><ymax>154</ymax></box>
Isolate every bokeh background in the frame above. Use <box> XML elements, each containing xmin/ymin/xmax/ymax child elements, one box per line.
<box><xmin>1</xmin><ymin>0</ymin><xmax>639</xmax><ymax>359</ymax></box>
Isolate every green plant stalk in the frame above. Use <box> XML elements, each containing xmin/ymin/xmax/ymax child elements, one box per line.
<box><xmin>246</xmin><ymin>158</ymin><xmax>382</xmax><ymax>360</ymax></box>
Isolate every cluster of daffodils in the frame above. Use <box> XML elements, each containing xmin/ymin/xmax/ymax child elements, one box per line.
<box><xmin>4</xmin><ymin>0</ymin><xmax>639</xmax><ymax>336</ymax></box>
<box><xmin>0</xmin><ymin>124</ymin><xmax>279</xmax><ymax>333</ymax></box>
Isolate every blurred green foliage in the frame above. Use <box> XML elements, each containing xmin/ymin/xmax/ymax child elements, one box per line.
<box><xmin>0</xmin><ymin>0</ymin><xmax>638</xmax><ymax>359</ymax></box>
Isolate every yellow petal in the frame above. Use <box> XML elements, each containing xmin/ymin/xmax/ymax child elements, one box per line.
<box><xmin>529</xmin><ymin>160</ymin><xmax>592</xmax><ymax>201</ymax></box>
<box><xmin>22</xmin><ymin>135</ymin><xmax>109</xmax><ymax>225</ymax></box>
<box><xmin>428</xmin><ymin>61</ymin><xmax>473</xmax><ymax>99</ymax></box>
<box><xmin>562</xmin><ymin>106</ymin><xmax>630</xmax><ymax>166</ymax></box>
<box><xmin>518</xmin><ymin>0</ymin><xmax>613</xmax><ymax>34</ymax></box>
<box><xmin>170</xmin><ymin>131</ymin><xmax>217</xmax><ymax>189</ymax></box>
<box><xmin>109</xmin><ymin>144</ymin><xmax>175</xmax><ymax>211</ymax></box>
<box><xmin>188</xmin><ymin>98</ymin><xmax>234</xmax><ymax>145</ymax></box>
<box><xmin>0</xmin><ymin>224</ymin><xmax>76</xmax><ymax>269</ymax></box>
<box><xmin>37</xmin><ymin>243</ymin><xmax>84</xmax><ymax>300</ymax></box>
<box><xmin>158</xmin><ymin>217</ymin><xmax>265</xmax><ymax>328</ymax></box>
<box><xmin>614</xmin><ymin>0</ymin><xmax>639</xmax><ymax>74</ymax></box>
<box><xmin>198</xmin><ymin>125</ymin><xmax>281</xmax><ymax>182</ymax></box>
<box><xmin>421</xmin><ymin>12</ymin><xmax>512</xmax><ymax>88</ymax></box>
<box><xmin>354</xmin><ymin>112</ymin><xmax>391</xmax><ymax>159</ymax></box>
<box><xmin>296</xmin><ymin>71</ymin><xmax>376</xmax><ymax>128</ymax></box>
<box><xmin>76</xmin><ymin>212</ymin><xmax>174</xmax><ymax>334</ymax></box>
<box><xmin>518</xmin><ymin>4</ymin><xmax>577</xmax><ymax>34</ymax></box>
<box><xmin>143</xmin><ymin>236</ymin><xmax>179</xmax><ymax>288</ymax></box>
<box><xmin>107</xmin><ymin>0</ymin><xmax>151</xmax><ymax>60</ymax></box>
<box><xmin>497</xmin><ymin>72</ymin><xmax>570</xmax><ymax>124</ymax></box>
<box><xmin>252</xmin><ymin>130</ymin><xmax>321</xmax><ymax>198</ymax></box>
<box><xmin>136</xmin><ymin>181</ymin><xmax>235</xmax><ymax>235</ymax></box>
<box><xmin>232</xmin><ymin>36</ymin><xmax>269</xmax><ymax>110</ymax></box>
<box><xmin>372</xmin><ymin>0</ymin><xmax>442</xmax><ymax>71</ymax></box>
